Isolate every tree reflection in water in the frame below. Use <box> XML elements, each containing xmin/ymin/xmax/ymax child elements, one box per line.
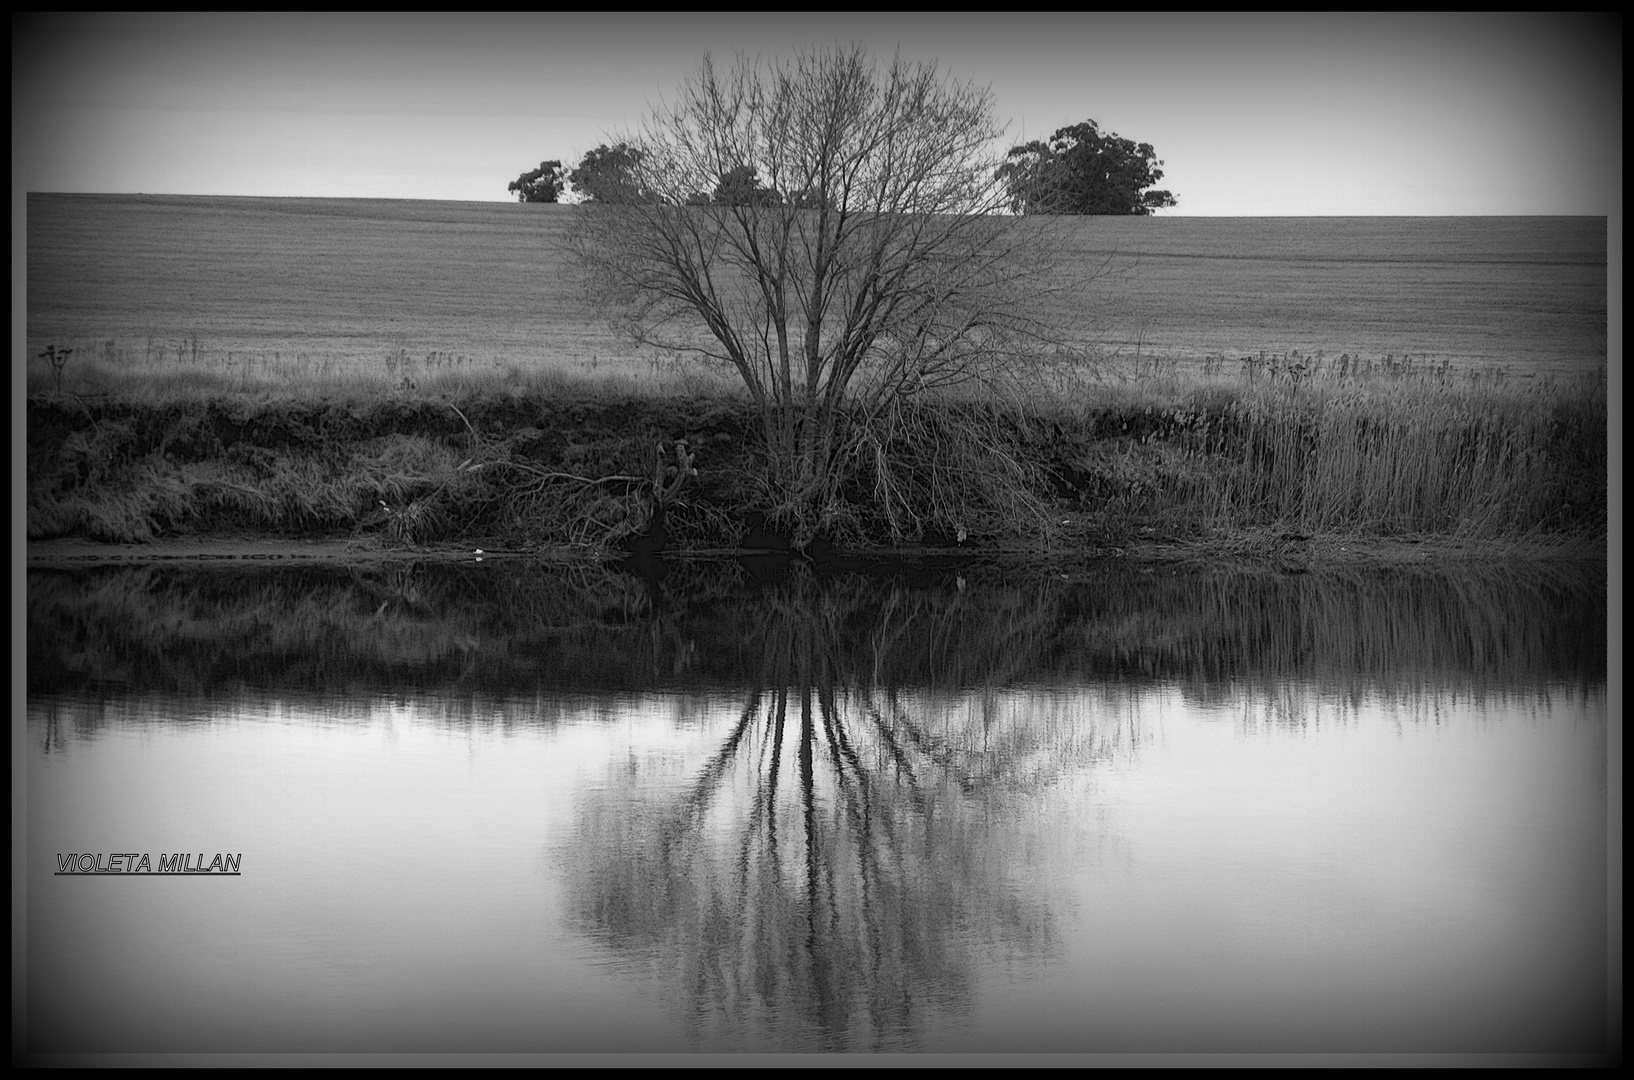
<box><xmin>27</xmin><ymin>555</ymin><xmax>1604</xmax><ymax>1049</ymax></box>
<box><xmin>560</xmin><ymin>567</ymin><xmax>1120</xmax><ymax>1052</ymax></box>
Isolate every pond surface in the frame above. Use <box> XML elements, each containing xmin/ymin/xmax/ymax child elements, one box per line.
<box><xmin>24</xmin><ymin>557</ymin><xmax>1610</xmax><ymax>1057</ymax></box>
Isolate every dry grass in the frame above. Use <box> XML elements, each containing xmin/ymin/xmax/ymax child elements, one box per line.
<box><xmin>25</xmin><ymin>351</ymin><xmax>1605</xmax><ymax>549</ymax></box>
<box><xmin>28</xmin><ymin>196</ymin><xmax>1606</xmax><ymax>383</ymax></box>
<box><xmin>1031</xmin><ymin>352</ymin><xmax>1607</xmax><ymax>543</ymax></box>
<box><xmin>25</xmin><ymin>318</ymin><xmax>1607</xmax><ymax>552</ymax></box>
<box><xmin>24</xmin><ymin>334</ymin><xmax>743</xmax><ymax>403</ymax></box>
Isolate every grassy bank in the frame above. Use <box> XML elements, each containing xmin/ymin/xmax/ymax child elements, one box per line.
<box><xmin>25</xmin><ymin>356</ymin><xmax>1607</xmax><ymax>555</ymax></box>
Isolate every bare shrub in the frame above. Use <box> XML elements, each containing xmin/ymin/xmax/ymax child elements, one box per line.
<box><xmin>569</xmin><ymin>44</ymin><xmax>1104</xmax><ymax>545</ymax></box>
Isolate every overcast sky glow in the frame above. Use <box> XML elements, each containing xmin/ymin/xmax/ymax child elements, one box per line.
<box><xmin>12</xmin><ymin>12</ymin><xmax>1622</xmax><ymax>215</ymax></box>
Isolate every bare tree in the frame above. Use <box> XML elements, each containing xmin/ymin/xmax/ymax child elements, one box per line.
<box><xmin>570</xmin><ymin>44</ymin><xmax>1098</xmax><ymax>544</ymax></box>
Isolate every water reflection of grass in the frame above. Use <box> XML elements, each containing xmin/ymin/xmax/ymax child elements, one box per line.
<box><xmin>26</xmin><ymin>558</ymin><xmax>1604</xmax><ymax>703</ymax></box>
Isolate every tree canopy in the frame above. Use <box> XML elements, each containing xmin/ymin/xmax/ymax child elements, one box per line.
<box><xmin>507</xmin><ymin>160</ymin><xmax>565</xmax><ymax>203</ymax></box>
<box><xmin>569</xmin><ymin>45</ymin><xmax>1096</xmax><ymax>544</ymax></box>
<box><xmin>687</xmin><ymin>163</ymin><xmax>784</xmax><ymax>207</ymax></box>
<box><xmin>996</xmin><ymin>121</ymin><xmax>1177</xmax><ymax>215</ymax></box>
<box><xmin>568</xmin><ymin>143</ymin><xmax>658</xmax><ymax>204</ymax></box>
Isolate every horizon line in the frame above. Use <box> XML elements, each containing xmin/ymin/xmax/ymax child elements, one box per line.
<box><xmin>23</xmin><ymin>192</ymin><xmax>1611</xmax><ymax>219</ymax></box>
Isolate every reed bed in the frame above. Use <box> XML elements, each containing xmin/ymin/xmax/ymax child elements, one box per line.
<box><xmin>25</xmin><ymin>340</ymin><xmax>1606</xmax><ymax>549</ymax></box>
<box><xmin>1037</xmin><ymin>352</ymin><xmax>1607</xmax><ymax>543</ymax></box>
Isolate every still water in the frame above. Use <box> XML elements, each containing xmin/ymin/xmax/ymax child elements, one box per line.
<box><xmin>25</xmin><ymin>557</ymin><xmax>1609</xmax><ymax>1055</ymax></box>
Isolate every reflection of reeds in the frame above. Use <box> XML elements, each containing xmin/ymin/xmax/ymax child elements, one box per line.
<box><xmin>26</xmin><ymin>557</ymin><xmax>1605</xmax><ymax>704</ymax></box>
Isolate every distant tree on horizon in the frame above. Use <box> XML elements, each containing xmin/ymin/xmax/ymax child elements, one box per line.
<box><xmin>568</xmin><ymin>144</ymin><xmax>659</xmax><ymax>204</ymax></box>
<box><xmin>508</xmin><ymin>160</ymin><xmax>565</xmax><ymax>203</ymax></box>
<box><xmin>683</xmin><ymin>163</ymin><xmax>784</xmax><ymax>207</ymax></box>
<box><xmin>997</xmin><ymin>120</ymin><xmax>1176</xmax><ymax>215</ymax></box>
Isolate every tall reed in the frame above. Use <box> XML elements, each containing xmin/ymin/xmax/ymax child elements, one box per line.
<box><xmin>1050</xmin><ymin>358</ymin><xmax>1606</xmax><ymax>542</ymax></box>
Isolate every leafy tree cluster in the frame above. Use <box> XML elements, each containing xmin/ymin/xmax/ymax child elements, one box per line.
<box><xmin>996</xmin><ymin>120</ymin><xmax>1176</xmax><ymax>215</ymax></box>
<box><xmin>514</xmin><ymin>120</ymin><xmax>1177</xmax><ymax>215</ymax></box>
<box><xmin>514</xmin><ymin>147</ymin><xmax>826</xmax><ymax>208</ymax></box>
<box><xmin>507</xmin><ymin>160</ymin><xmax>565</xmax><ymax>203</ymax></box>
<box><xmin>684</xmin><ymin>163</ymin><xmax>781</xmax><ymax>207</ymax></box>
<box><xmin>566</xmin><ymin>144</ymin><xmax>659</xmax><ymax>204</ymax></box>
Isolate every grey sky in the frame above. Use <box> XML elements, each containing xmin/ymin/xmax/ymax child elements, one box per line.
<box><xmin>12</xmin><ymin>12</ymin><xmax>1621</xmax><ymax>214</ymax></box>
